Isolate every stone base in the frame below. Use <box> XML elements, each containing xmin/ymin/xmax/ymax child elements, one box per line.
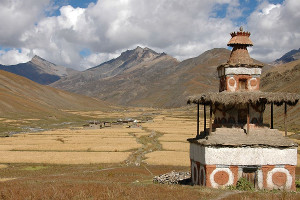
<box><xmin>189</xmin><ymin>143</ymin><xmax>297</xmax><ymax>190</ymax></box>
<box><xmin>191</xmin><ymin>160</ymin><xmax>296</xmax><ymax>190</ymax></box>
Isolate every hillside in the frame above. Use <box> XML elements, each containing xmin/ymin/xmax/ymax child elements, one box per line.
<box><xmin>51</xmin><ymin>46</ymin><xmax>178</xmax><ymax>91</ymax></box>
<box><xmin>52</xmin><ymin>47</ymin><xmax>233</xmax><ymax>107</ymax></box>
<box><xmin>261</xmin><ymin>59</ymin><xmax>300</xmax><ymax>132</ymax></box>
<box><xmin>0</xmin><ymin>70</ymin><xmax>108</xmax><ymax>117</ymax></box>
<box><xmin>0</xmin><ymin>55</ymin><xmax>78</xmax><ymax>85</ymax></box>
<box><xmin>274</xmin><ymin>48</ymin><xmax>300</xmax><ymax>64</ymax></box>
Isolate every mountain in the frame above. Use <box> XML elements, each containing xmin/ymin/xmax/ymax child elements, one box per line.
<box><xmin>261</xmin><ymin>59</ymin><xmax>300</xmax><ymax>131</ymax></box>
<box><xmin>52</xmin><ymin>47</ymin><xmax>233</xmax><ymax>107</ymax></box>
<box><xmin>0</xmin><ymin>55</ymin><xmax>78</xmax><ymax>85</ymax></box>
<box><xmin>0</xmin><ymin>70</ymin><xmax>108</xmax><ymax>117</ymax></box>
<box><xmin>51</xmin><ymin>46</ymin><xmax>175</xmax><ymax>91</ymax></box>
<box><xmin>274</xmin><ymin>48</ymin><xmax>300</xmax><ymax>64</ymax></box>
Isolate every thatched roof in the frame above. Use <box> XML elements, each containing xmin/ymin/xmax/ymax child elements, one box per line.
<box><xmin>187</xmin><ymin>128</ymin><xmax>298</xmax><ymax>148</ymax></box>
<box><xmin>187</xmin><ymin>91</ymin><xmax>300</xmax><ymax>106</ymax></box>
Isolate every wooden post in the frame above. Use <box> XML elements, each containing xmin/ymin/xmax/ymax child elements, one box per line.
<box><xmin>209</xmin><ymin>104</ymin><xmax>212</xmax><ymax>135</ymax></box>
<box><xmin>197</xmin><ymin>103</ymin><xmax>199</xmax><ymax>138</ymax></box>
<box><xmin>204</xmin><ymin>105</ymin><xmax>206</xmax><ymax>134</ymax></box>
<box><xmin>284</xmin><ymin>103</ymin><xmax>287</xmax><ymax>137</ymax></box>
<box><xmin>271</xmin><ymin>103</ymin><xmax>273</xmax><ymax>129</ymax></box>
<box><xmin>247</xmin><ymin>103</ymin><xmax>250</xmax><ymax>135</ymax></box>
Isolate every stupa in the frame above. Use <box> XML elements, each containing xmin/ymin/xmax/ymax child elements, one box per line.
<box><xmin>187</xmin><ymin>27</ymin><xmax>300</xmax><ymax>190</ymax></box>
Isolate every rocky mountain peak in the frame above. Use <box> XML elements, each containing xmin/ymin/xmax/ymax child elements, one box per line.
<box><xmin>134</xmin><ymin>46</ymin><xmax>144</xmax><ymax>53</ymax></box>
<box><xmin>118</xmin><ymin>46</ymin><xmax>164</xmax><ymax>64</ymax></box>
<box><xmin>274</xmin><ymin>48</ymin><xmax>300</xmax><ymax>64</ymax></box>
<box><xmin>30</xmin><ymin>55</ymin><xmax>56</xmax><ymax>68</ymax></box>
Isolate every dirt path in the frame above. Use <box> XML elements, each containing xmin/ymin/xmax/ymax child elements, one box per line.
<box><xmin>125</xmin><ymin>127</ymin><xmax>163</xmax><ymax>166</ymax></box>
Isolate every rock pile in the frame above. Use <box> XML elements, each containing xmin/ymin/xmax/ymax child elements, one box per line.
<box><xmin>153</xmin><ymin>171</ymin><xmax>191</xmax><ymax>185</ymax></box>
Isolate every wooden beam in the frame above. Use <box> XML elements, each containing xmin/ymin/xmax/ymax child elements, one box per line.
<box><xmin>209</xmin><ymin>104</ymin><xmax>212</xmax><ymax>135</ymax></box>
<box><xmin>284</xmin><ymin>103</ymin><xmax>287</xmax><ymax>137</ymax></box>
<box><xmin>271</xmin><ymin>103</ymin><xmax>273</xmax><ymax>129</ymax></box>
<box><xmin>247</xmin><ymin>103</ymin><xmax>250</xmax><ymax>135</ymax></box>
<box><xmin>197</xmin><ymin>103</ymin><xmax>199</xmax><ymax>138</ymax></box>
<box><xmin>204</xmin><ymin>105</ymin><xmax>206</xmax><ymax>134</ymax></box>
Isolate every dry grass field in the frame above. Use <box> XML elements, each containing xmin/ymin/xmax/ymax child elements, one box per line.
<box><xmin>0</xmin><ymin>106</ymin><xmax>299</xmax><ymax>199</ymax></box>
<box><xmin>0</xmin><ymin>127</ymin><xmax>147</xmax><ymax>164</ymax></box>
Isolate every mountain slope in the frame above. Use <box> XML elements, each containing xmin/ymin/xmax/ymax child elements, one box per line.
<box><xmin>0</xmin><ymin>55</ymin><xmax>78</xmax><ymax>85</ymax></box>
<box><xmin>52</xmin><ymin>47</ymin><xmax>233</xmax><ymax>107</ymax></box>
<box><xmin>51</xmin><ymin>46</ymin><xmax>176</xmax><ymax>92</ymax></box>
<box><xmin>0</xmin><ymin>70</ymin><xmax>108</xmax><ymax>117</ymax></box>
<box><xmin>274</xmin><ymin>48</ymin><xmax>300</xmax><ymax>64</ymax></box>
<box><xmin>261</xmin><ymin>59</ymin><xmax>300</xmax><ymax>132</ymax></box>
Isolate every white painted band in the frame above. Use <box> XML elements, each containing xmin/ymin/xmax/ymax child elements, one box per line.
<box><xmin>258</xmin><ymin>169</ymin><xmax>263</xmax><ymax>190</ymax></box>
<box><xmin>190</xmin><ymin>144</ymin><xmax>297</xmax><ymax>165</ymax></box>
<box><xmin>225</xmin><ymin>67</ymin><xmax>262</xmax><ymax>75</ymax></box>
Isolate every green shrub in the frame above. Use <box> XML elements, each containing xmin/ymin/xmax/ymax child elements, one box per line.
<box><xmin>296</xmin><ymin>180</ymin><xmax>300</xmax><ymax>190</ymax></box>
<box><xmin>235</xmin><ymin>178</ymin><xmax>254</xmax><ymax>191</ymax></box>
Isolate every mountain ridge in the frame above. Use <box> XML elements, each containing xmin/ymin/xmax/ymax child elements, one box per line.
<box><xmin>51</xmin><ymin>47</ymin><xmax>233</xmax><ymax>107</ymax></box>
<box><xmin>0</xmin><ymin>55</ymin><xmax>78</xmax><ymax>85</ymax></box>
<box><xmin>274</xmin><ymin>48</ymin><xmax>300</xmax><ymax>64</ymax></box>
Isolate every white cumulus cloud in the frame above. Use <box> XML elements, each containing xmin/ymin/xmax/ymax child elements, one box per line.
<box><xmin>248</xmin><ymin>0</ymin><xmax>300</xmax><ymax>62</ymax></box>
<box><xmin>0</xmin><ymin>0</ymin><xmax>299</xmax><ymax>68</ymax></box>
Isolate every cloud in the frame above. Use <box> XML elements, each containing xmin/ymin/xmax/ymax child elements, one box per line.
<box><xmin>80</xmin><ymin>52</ymin><xmax>121</xmax><ymax>69</ymax></box>
<box><xmin>0</xmin><ymin>48</ymin><xmax>32</xmax><ymax>65</ymax></box>
<box><xmin>248</xmin><ymin>0</ymin><xmax>300</xmax><ymax>62</ymax></box>
<box><xmin>1</xmin><ymin>0</ymin><xmax>299</xmax><ymax>68</ymax></box>
<box><xmin>0</xmin><ymin>0</ymin><xmax>50</xmax><ymax>47</ymax></box>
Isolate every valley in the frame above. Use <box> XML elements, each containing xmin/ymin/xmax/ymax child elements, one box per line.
<box><xmin>0</xmin><ymin>107</ymin><xmax>299</xmax><ymax>199</ymax></box>
<box><xmin>1</xmin><ymin>46</ymin><xmax>300</xmax><ymax>199</ymax></box>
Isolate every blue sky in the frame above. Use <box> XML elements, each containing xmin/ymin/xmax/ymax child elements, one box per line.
<box><xmin>0</xmin><ymin>0</ymin><xmax>299</xmax><ymax>70</ymax></box>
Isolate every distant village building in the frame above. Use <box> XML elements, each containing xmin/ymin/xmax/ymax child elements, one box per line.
<box><xmin>187</xmin><ymin>27</ymin><xmax>300</xmax><ymax>190</ymax></box>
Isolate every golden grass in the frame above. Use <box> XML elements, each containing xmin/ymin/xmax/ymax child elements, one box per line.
<box><xmin>0</xmin><ymin>178</ymin><xmax>16</xmax><ymax>182</ymax></box>
<box><xmin>0</xmin><ymin>126</ymin><xmax>148</xmax><ymax>164</ymax></box>
<box><xmin>0</xmin><ymin>151</ymin><xmax>130</xmax><ymax>164</ymax></box>
<box><xmin>159</xmin><ymin>134</ymin><xmax>194</xmax><ymax>142</ymax></box>
<box><xmin>161</xmin><ymin>142</ymin><xmax>189</xmax><ymax>152</ymax></box>
<box><xmin>3</xmin><ymin>107</ymin><xmax>297</xmax><ymax>168</ymax></box>
<box><xmin>0</xmin><ymin>164</ymin><xmax>8</xmax><ymax>169</ymax></box>
<box><xmin>0</xmin><ymin>143</ymin><xmax>140</xmax><ymax>152</ymax></box>
<box><xmin>145</xmin><ymin>151</ymin><xmax>190</xmax><ymax>166</ymax></box>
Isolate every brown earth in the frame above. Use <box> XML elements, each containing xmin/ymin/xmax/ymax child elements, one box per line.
<box><xmin>261</xmin><ymin>59</ymin><xmax>300</xmax><ymax>133</ymax></box>
<box><xmin>0</xmin><ymin>70</ymin><xmax>112</xmax><ymax>135</ymax></box>
<box><xmin>0</xmin><ymin>70</ymin><xmax>108</xmax><ymax>115</ymax></box>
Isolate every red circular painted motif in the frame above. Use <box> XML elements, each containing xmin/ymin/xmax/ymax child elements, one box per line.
<box><xmin>250</xmin><ymin>79</ymin><xmax>257</xmax><ymax>87</ymax></box>
<box><xmin>229</xmin><ymin>79</ymin><xmax>235</xmax><ymax>86</ymax></box>
<box><xmin>272</xmin><ymin>172</ymin><xmax>287</xmax><ymax>186</ymax></box>
<box><xmin>214</xmin><ymin>171</ymin><xmax>229</xmax><ymax>185</ymax></box>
